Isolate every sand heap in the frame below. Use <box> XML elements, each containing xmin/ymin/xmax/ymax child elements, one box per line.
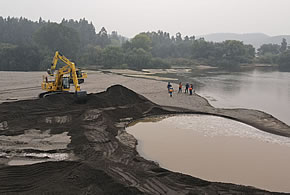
<box><xmin>0</xmin><ymin>85</ymin><xmax>283</xmax><ymax>194</ymax></box>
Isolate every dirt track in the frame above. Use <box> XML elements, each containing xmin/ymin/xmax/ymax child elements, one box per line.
<box><xmin>0</xmin><ymin>83</ymin><xmax>289</xmax><ymax>194</ymax></box>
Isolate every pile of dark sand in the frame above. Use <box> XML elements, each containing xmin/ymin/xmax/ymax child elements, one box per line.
<box><xmin>0</xmin><ymin>85</ymin><xmax>283</xmax><ymax>194</ymax></box>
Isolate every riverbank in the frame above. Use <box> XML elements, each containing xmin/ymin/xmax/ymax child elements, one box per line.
<box><xmin>89</xmin><ymin>71</ymin><xmax>290</xmax><ymax>137</ymax></box>
<box><xmin>0</xmin><ymin>71</ymin><xmax>289</xmax><ymax>194</ymax></box>
<box><xmin>1</xmin><ymin>70</ymin><xmax>289</xmax><ymax>137</ymax></box>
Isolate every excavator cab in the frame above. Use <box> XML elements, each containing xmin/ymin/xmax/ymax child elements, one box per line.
<box><xmin>47</xmin><ymin>68</ymin><xmax>54</xmax><ymax>76</ymax></box>
<box><xmin>63</xmin><ymin>77</ymin><xmax>70</xmax><ymax>89</ymax></box>
<box><xmin>69</xmin><ymin>69</ymin><xmax>86</xmax><ymax>84</ymax></box>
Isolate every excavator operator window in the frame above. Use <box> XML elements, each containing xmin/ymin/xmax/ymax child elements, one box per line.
<box><xmin>76</xmin><ymin>70</ymin><xmax>82</xmax><ymax>78</ymax></box>
<box><xmin>63</xmin><ymin>77</ymin><xmax>70</xmax><ymax>89</ymax></box>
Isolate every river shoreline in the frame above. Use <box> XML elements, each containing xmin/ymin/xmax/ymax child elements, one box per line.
<box><xmin>0</xmin><ymin>71</ymin><xmax>289</xmax><ymax>194</ymax></box>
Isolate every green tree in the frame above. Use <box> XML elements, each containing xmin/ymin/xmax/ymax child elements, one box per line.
<box><xmin>61</xmin><ymin>18</ymin><xmax>97</xmax><ymax>50</ymax></box>
<box><xmin>131</xmin><ymin>33</ymin><xmax>152</xmax><ymax>51</ymax></box>
<box><xmin>146</xmin><ymin>31</ymin><xmax>173</xmax><ymax>58</ymax></box>
<box><xmin>257</xmin><ymin>44</ymin><xmax>279</xmax><ymax>64</ymax></box>
<box><xmin>125</xmin><ymin>48</ymin><xmax>152</xmax><ymax>70</ymax></box>
<box><xmin>258</xmin><ymin>44</ymin><xmax>280</xmax><ymax>56</ymax></box>
<box><xmin>0</xmin><ymin>43</ymin><xmax>42</xmax><ymax>71</ymax></box>
<box><xmin>102</xmin><ymin>46</ymin><xmax>124</xmax><ymax>68</ymax></box>
<box><xmin>221</xmin><ymin>40</ymin><xmax>248</xmax><ymax>65</ymax></box>
<box><xmin>278</xmin><ymin>50</ymin><xmax>290</xmax><ymax>70</ymax></box>
<box><xmin>33</xmin><ymin>23</ymin><xmax>80</xmax><ymax>58</ymax></box>
<box><xmin>175</xmin><ymin>32</ymin><xmax>182</xmax><ymax>43</ymax></box>
<box><xmin>78</xmin><ymin>45</ymin><xmax>103</xmax><ymax>66</ymax></box>
<box><xmin>257</xmin><ymin>53</ymin><xmax>279</xmax><ymax>64</ymax></box>
<box><xmin>150</xmin><ymin>57</ymin><xmax>170</xmax><ymax>69</ymax></box>
<box><xmin>0</xmin><ymin>16</ymin><xmax>44</xmax><ymax>46</ymax></box>
<box><xmin>96</xmin><ymin>27</ymin><xmax>111</xmax><ymax>48</ymax></box>
<box><xmin>280</xmin><ymin>38</ymin><xmax>288</xmax><ymax>53</ymax></box>
<box><xmin>109</xmin><ymin>31</ymin><xmax>127</xmax><ymax>46</ymax></box>
<box><xmin>192</xmin><ymin>39</ymin><xmax>216</xmax><ymax>59</ymax></box>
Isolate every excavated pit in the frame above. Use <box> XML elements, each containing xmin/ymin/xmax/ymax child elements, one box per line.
<box><xmin>0</xmin><ymin>85</ymin><xmax>289</xmax><ymax>194</ymax></box>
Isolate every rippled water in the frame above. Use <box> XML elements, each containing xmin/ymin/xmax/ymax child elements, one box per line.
<box><xmin>194</xmin><ymin>70</ymin><xmax>290</xmax><ymax>125</ymax></box>
<box><xmin>127</xmin><ymin>115</ymin><xmax>290</xmax><ymax>193</ymax></box>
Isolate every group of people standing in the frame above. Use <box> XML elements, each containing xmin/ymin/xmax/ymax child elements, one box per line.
<box><xmin>167</xmin><ymin>82</ymin><xmax>195</xmax><ymax>97</ymax></box>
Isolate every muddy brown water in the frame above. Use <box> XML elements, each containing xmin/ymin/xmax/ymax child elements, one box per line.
<box><xmin>127</xmin><ymin>115</ymin><xmax>290</xmax><ymax>193</ymax></box>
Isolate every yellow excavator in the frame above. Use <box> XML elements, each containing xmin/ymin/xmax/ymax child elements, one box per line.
<box><xmin>40</xmin><ymin>51</ymin><xmax>87</xmax><ymax>99</ymax></box>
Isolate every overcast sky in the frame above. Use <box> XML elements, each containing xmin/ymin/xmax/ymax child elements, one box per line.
<box><xmin>1</xmin><ymin>0</ymin><xmax>289</xmax><ymax>38</ymax></box>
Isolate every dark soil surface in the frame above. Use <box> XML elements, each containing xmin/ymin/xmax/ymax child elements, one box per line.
<box><xmin>0</xmin><ymin>85</ymin><xmax>288</xmax><ymax>194</ymax></box>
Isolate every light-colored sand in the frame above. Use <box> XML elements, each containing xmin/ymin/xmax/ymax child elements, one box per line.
<box><xmin>0</xmin><ymin>71</ymin><xmax>210</xmax><ymax>111</ymax></box>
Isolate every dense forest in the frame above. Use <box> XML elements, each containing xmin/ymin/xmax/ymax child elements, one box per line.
<box><xmin>0</xmin><ymin>16</ymin><xmax>289</xmax><ymax>71</ymax></box>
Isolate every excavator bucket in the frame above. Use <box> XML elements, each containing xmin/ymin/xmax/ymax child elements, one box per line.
<box><xmin>75</xmin><ymin>91</ymin><xmax>87</xmax><ymax>103</ymax></box>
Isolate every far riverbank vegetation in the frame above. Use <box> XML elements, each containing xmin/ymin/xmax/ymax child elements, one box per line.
<box><xmin>0</xmin><ymin>17</ymin><xmax>289</xmax><ymax>71</ymax></box>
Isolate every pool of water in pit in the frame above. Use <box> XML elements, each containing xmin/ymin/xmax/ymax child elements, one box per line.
<box><xmin>126</xmin><ymin>115</ymin><xmax>290</xmax><ymax>193</ymax></box>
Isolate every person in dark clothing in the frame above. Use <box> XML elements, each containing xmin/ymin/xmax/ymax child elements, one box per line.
<box><xmin>167</xmin><ymin>82</ymin><xmax>172</xmax><ymax>92</ymax></box>
<box><xmin>185</xmin><ymin>83</ymin><xmax>189</xmax><ymax>93</ymax></box>
<box><xmin>191</xmin><ymin>84</ymin><xmax>195</xmax><ymax>93</ymax></box>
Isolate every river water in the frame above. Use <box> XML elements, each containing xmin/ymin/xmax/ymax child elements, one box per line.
<box><xmin>127</xmin><ymin>115</ymin><xmax>290</xmax><ymax>193</ymax></box>
<box><xmin>175</xmin><ymin>68</ymin><xmax>290</xmax><ymax>125</ymax></box>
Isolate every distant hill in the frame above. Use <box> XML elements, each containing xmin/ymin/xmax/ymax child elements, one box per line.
<box><xmin>197</xmin><ymin>33</ymin><xmax>290</xmax><ymax>49</ymax></box>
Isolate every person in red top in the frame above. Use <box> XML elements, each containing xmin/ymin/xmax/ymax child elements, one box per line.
<box><xmin>169</xmin><ymin>86</ymin><xmax>174</xmax><ymax>97</ymax></box>
<box><xmin>189</xmin><ymin>84</ymin><xmax>193</xmax><ymax>95</ymax></box>
<box><xmin>178</xmin><ymin>82</ymin><xmax>182</xmax><ymax>93</ymax></box>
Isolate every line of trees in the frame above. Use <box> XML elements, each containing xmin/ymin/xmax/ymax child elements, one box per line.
<box><xmin>0</xmin><ymin>16</ymin><xmax>289</xmax><ymax>71</ymax></box>
<box><xmin>256</xmin><ymin>38</ymin><xmax>290</xmax><ymax>70</ymax></box>
<box><xmin>0</xmin><ymin>17</ymin><xmax>128</xmax><ymax>71</ymax></box>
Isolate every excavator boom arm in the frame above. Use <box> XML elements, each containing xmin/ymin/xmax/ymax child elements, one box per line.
<box><xmin>50</xmin><ymin>51</ymin><xmax>73</xmax><ymax>72</ymax></box>
<box><xmin>48</xmin><ymin>51</ymin><xmax>82</xmax><ymax>92</ymax></box>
